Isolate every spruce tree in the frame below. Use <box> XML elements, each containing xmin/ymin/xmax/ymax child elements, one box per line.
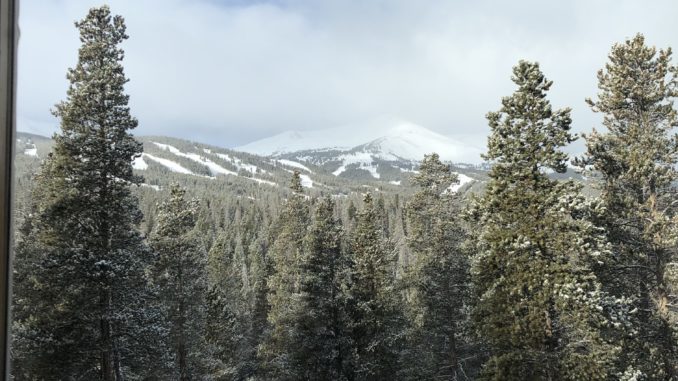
<box><xmin>259</xmin><ymin>171</ymin><xmax>310</xmax><ymax>379</ymax></box>
<box><xmin>248</xmin><ymin>225</ymin><xmax>274</xmax><ymax>376</ymax></box>
<box><xmin>149</xmin><ymin>185</ymin><xmax>208</xmax><ymax>380</ymax></box>
<box><xmin>345</xmin><ymin>192</ymin><xmax>403</xmax><ymax>380</ymax></box>
<box><xmin>580</xmin><ymin>34</ymin><xmax>678</xmax><ymax>379</ymax></box>
<box><xmin>296</xmin><ymin>196</ymin><xmax>351</xmax><ymax>380</ymax></box>
<box><xmin>469</xmin><ymin>61</ymin><xmax>619</xmax><ymax>380</ymax></box>
<box><xmin>403</xmin><ymin>153</ymin><xmax>472</xmax><ymax>379</ymax></box>
<box><xmin>205</xmin><ymin>230</ymin><xmax>242</xmax><ymax>378</ymax></box>
<box><xmin>347</xmin><ymin>200</ymin><xmax>358</xmax><ymax>222</ymax></box>
<box><xmin>205</xmin><ymin>205</ymin><xmax>265</xmax><ymax>379</ymax></box>
<box><xmin>204</xmin><ymin>286</ymin><xmax>240</xmax><ymax>379</ymax></box>
<box><xmin>11</xmin><ymin>6</ymin><xmax>156</xmax><ymax>380</ymax></box>
<box><xmin>375</xmin><ymin>194</ymin><xmax>390</xmax><ymax>236</ymax></box>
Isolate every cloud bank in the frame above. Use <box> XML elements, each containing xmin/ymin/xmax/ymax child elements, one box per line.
<box><xmin>17</xmin><ymin>0</ymin><xmax>678</xmax><ymax>152</ymax></box>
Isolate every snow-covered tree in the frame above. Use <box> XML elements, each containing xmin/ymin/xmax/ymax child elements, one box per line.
<box><xmin>11</xmin><ymin>6</ymin><xmax>158</xmax><ymax>380</ymax></box>
<box><xmin>259</xmin><ymin>171</ymin><xmax>311</xmax><ymax>379</ymax></box>
<box><xmin>296</xmin><ymin>196</ymin><xmax>351</xmax><ymax>380</ymax></box>
<box><xmin>149</xmin><ymin>185</ymin><xmax>208</xmax><ymax>380</ymax></box>
<box><xmin>345</xmin><ymin>192</ymin><xmax>404</xmax><ymax>380</ymax></box>
<box><xmin>469</xmin><ymin>61</ymin><xmax>619</xmax><ymax>380</ymax></box>
<box><xmin>205</xmin><ymin>204</ymin><xmax>266</xmax><ymax>379</ymax></box>
<box><xmin>402</xmin><ymin>153</ymin><xmax>473</xmax><ymax>379</ymax></box>
<box><xmin>579</xmin><ymin>34</ymin><xmax>678</xmax><ymax>379</ymax></box>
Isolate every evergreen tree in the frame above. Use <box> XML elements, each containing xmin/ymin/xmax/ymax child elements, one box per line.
<box><xmin>296</xmin><ymin>196</ymin><xmax>351</xmax><ymax>380</ymax></box>
<box><xmin>580</xmin><ymin>34</ymin><xmax>678</xmax><ymax>379</ymax></box>
<box><xmin>149</xmin><ymin>185</ymin><xmax>208</xmax><ymax>380</ymax></box>
<box><xmin>205</xmin><ymin>205</ymin><xmax>265</xmax><ymax>379</ymax></box>
<box><xmin>402</xmin><ymin>153</ymin><xmax>473</xmax><ymax>379</ymax></box>
<box><xmin>259</xmin><ymin>171</ymin><xmax>311</xmax><ymax>379</ymax></box>
<box><xmin>375</xmin><ymin>194</ymin><xmax>390</xmax><ymax>236</ymax></box>
<box><xmin>204</xmin><ymin>285</ymin><xmax>241</xmax><ymax>379</ymax></box>
<box><xmin>11</xmin><ymin>6</ymin><xmax>157</xmax><ymax>380</ymax></box>
<box><xmin>249</xmin><ymin>225</ymin><xmax>274</xmax><ymax>376</ymax></box>
<box><xmin>347</xmin><ymin>200</ymin><xmax>358</xmax><ymax>222</ymax></box>
<box><xmin>205</xmin><ymin>230</ymin><xmax>243</xmax><ymax>379</ymax></box>
<box><xmin>345</xmin><ymin>192</ymin><xmax>403</xmax><ymax>380</ymax></box>
<box><xmin>469</xmin><ymin>61</ymin><xmax>619</xmax><ymax>380</ymax></box>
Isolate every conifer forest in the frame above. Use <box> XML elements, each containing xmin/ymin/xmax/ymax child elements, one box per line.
<box><xmin>9</xmin><ymin>5</ymin><xmax>678</xmax><ymax>381</ymax></box>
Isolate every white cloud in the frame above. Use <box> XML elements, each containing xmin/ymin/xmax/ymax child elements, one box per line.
<box><xmin>17</xmin><ymin>0</ymin><xmax>678</xmax><ymax>154</ymax></box>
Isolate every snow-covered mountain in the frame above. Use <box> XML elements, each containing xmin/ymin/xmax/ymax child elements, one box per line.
<box><xmin>235</xmin><ymin>116</ymin><xmax>483</xmax><ymax>181</ymax></box>
<box><xmin>16</xmin><ymin>130</ymin><xmax>486</xmax><ymax>197</ymax></box>
<box><xmin>235</xmin><ymin>116</ymin><xmax>483</xmax><ymax>164</ymax></box>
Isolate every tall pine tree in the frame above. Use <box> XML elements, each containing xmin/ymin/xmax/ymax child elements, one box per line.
<box><xmin>11</xmin><ymin>6</ymin><xmax>156</xmax><ymax>380</ymax></box>
<box><xmin>580</xmin><ymin>34</ymin><xmax>678</xmax><ymax>379</ymax></box>
<box><xmin>469</xmin><ymin>61</ymin><xmax>619</xmax><ymax>380</ymax></box>
<box><xmin>259</xmin><ymin>171</ymin><xmax>310</xmax><ymax>379</ymax></box>
<box><xmin>296</xmin><ymin>196</ymin><xmax>351</xmax><ymax>380</ymax></box>
<box><xmin>402</xmin><ymin>153</ymin><xmax>473</xmax><ymax>379</ymax></box>
<box><xmin>149</xmin><ymin>185</ymin><xmax>208</xmax><ymax>380</ymax></box>
<box><xmin>205</xmin><ymin>231</ymin><xmax>244</xmax><ymax>379</ymax></box>
<box><xmin>345</xmin><ymin>192</ymin><xmax>403</xmax><ymax>380</ymax></box>
<box><xmin>205</xmin><ymin>203</ymin><xmax>266</xmax><ymax>379</ymax></box>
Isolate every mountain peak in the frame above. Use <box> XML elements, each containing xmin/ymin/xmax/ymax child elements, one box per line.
<box><xmin>235</xmin><ymin>117</ymin><xmax>482</xmax><ymax>163</ymax></box>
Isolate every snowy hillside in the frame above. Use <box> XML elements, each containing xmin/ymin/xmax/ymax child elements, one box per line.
<box><xmin>235</xmin><ymin>116</ymin><xmax>483</xmax><ymax>164</ymax></box>
<box><xmin>352</xmin><ymin>122</ymin><xmax>482</xmax><ymax>163</ymax></box>
<box><xmin>15</xmin><ymin>131</ymin><xmax>487</xmax><ymax>196</ymax></box>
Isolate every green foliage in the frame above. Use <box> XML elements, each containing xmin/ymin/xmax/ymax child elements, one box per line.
<box><xmin>295</xmin><ymin>197</ymin><xmax>352</xmax><ymax>380</ymax></box>
<box><xmin>289</xmin><ymin>170</ymin><xmax>304</xmax><ymax>194</ymax></box>
<box><xmin>205</xmin><ymin>203</ymin><xmax>268</xmax><ymax>379</ymax></box>
<box><xmin>149</xmin><ymin>185</ymin><xmax>208</xmax><ymax>380</ymax></box>
<box><xmin>345</xmin><ymin>193</ymin><xmax>405</xmax><ymax>380</ymax></box>
<box><xmin>469</xmin><ymin>61</ymin><xmax>618</xmax><ymax>380</ymax></box>
<box><xmin>402</xmin><ymin>153</ymin><xmax>476</xmax><ymax>379</ymax></box>
<box><xmin>580</xmin><ymin>33</ymin><xmax>678</xmax><ymax>379</ymax></box>
<box><xmin>11</xmin><ymin>6</ymin><xmax>158</xmax><ymax>380</ymax></box>
<box><xmin>258</xmin><ymin>172</ymin><xmax>311</xmax><ymax>379</ymax></box>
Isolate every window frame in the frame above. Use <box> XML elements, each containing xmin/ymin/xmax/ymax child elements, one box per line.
<box><xmin>0</xmin><ymin>0</ymin><xmax>19</xmax><ymax>378</ymax></box>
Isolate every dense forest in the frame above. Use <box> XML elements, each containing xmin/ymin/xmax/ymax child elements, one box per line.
<box><xmin>10</xmin><ymin>6</ymin><xmax>678</xmax><ymax>381</ymax></box>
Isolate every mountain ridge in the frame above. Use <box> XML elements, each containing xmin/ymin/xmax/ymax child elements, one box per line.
<box><xmin>235</xmin><ymin>116</ymin><xmax>483</xmax><ymax>164</ymax></box>
<box><xmin>14</xmin><ymin>130</ymin><xmax>487</xmax><ymax>196</ymax></box>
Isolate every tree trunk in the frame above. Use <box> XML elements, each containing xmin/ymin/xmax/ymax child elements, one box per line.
<box><xmin>449</xmin><ymin>331</ymin><xmax>458</xmax><ymax>380</ymax></box>
<box><xmin>101</xmin><ymin>292</ymin><xmax>115</xmax><ymax>381</ymax></box>
<box><xmin>179</xmin><ymin>341</ymin><xmax>188</xmax><ymax>381</ymax></box>
<box><xmin>114</xmin><ymin>338</ymin><xmax>124</xmax><ymax>381</ymax></box>
<box><xmin>100</xmin><ymin>171</ymin><xmax>117</xmax><ymax>381</ymax></box>
<box><xmin>178</xmin><ymin>265</ymin><xmax>189</xmax><ymax>381</ymax></box>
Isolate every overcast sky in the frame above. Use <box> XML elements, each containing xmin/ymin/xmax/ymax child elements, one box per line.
<box><xmin>17</xmin><ymin>0</ymin><xmax>678</xmax><ymax>151</ymax></box>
